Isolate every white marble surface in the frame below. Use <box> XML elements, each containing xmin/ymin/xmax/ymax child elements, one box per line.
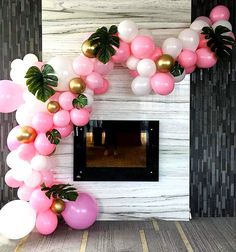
<box><xmin>43</xmin><ymin>0</ymin><xmax>191</xmax><ymax>220</ymax></box>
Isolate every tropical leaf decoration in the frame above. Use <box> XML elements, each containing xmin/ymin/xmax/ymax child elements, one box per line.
<box><xmin>41</xmin><ymin>183</ymin><xmax>78</xmax><ymax>201</ymax></box>
<box><xmin>201</xmin><ymin>25</ymin><xmax>235</xmax><ymax>59</ymax></box>
<box><xmin>72</xmin><ymin>94</ymin><xmax>88</xmax><ymax>109</ymax></box>
<box><xmin>46</xmin><ymin>129</ymin><xmax>62</xmax><ymax>145</ymax></box>
<box><xmin>25</xmin><ymin>64</ymin><xmax>58</xmax><ymax>102</ymax></box>
<box><xmin>87</xmin><ymin>25</ymin><xmax>120</xmax><ymax>64</ymax></box>
<box><xmin>171</xmin><ymin>62</ymin><xmax>184</xmax><ymax>77</ymax></box>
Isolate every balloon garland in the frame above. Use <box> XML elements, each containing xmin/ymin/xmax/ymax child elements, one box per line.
<box><xmin>0</xmin><ymin>5</ymin><xmax>235</xmax><ymax>239</ymax></box>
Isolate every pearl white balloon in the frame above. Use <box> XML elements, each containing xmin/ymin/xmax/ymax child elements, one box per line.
<box><xmin>10</xmin><ymin>66</ymin><xmax>28</xmax><ymax>90</ymax></box>
<box><xmin>138</xmin><ymin>29</ymin><xmax>153</xmax><ymax>38</ymax></box>
<box><xmin>212</xmin><ymin>20</ymin><xmax>232</xmax><ymax>31</ymax></box>
<box><xmin>190</xmin><ymin>20</ymin><xmax>210</xmax><ymax>33</ymax></box>
<box><xmin>118</xmin><ymin>20</ymin><xmax>138</xmax><ymax>43</ymax></box>
<box><xmin>31</xmin><ymin>155</ymin><xmax>52</xmax><ymax>171</ymax></box>
<box><xmin>178</xmin><ymin>29</ymin><xmax>200</xmax><ymax>52</ymax></box>
<box><xmin>137</xmin><ymin>59</ymin><xmax>156</xmax><ymax>77</ymax></box>
<box><xmin>23</xmin><ymin>54</ymin><xmax>39</xmax><ymax>67</ymax></box>
<box><xmin>24</xmin><ymin>170</ymin><xmax>42</xmax><ymax>188</ymax></box>
<box><xmin>11</xmin><ymin>161</ymin><xmax>32</xmax><ymax>181</ymax></box>
<box><xmin>11</xmin><ymin>59</ymin><xmax>24</xmax><ymax>69</ymax></box>
<box><xmin>173</xmin><ymin>70</ymin><xmax>186</xmax><ymax>83</ymax></box>
<box><xmin>6</xmin><ymin>151</ymin><xmax>20</xmax><ymax>169</ymax></box>
<box><xmin>47</xmin><ymin>56</ymin><xmax>77</xmax><ymax>91</ymax></box>
<box><xmin>0</xmin><ymin>200</ymin><xmax>36</xmax><ymax>240</ymax></box>
<box><xmin>162</xmin><ymin>38</ymin><xmax>183</xmax><ymax>58</ymax></box>
<box><xmin>126</xmin><ymin>56</ymin><xmax>140</xmax><ymax>70</ymax></box>
<box><xmin>131</xmin><ymin>76</ymin><xmax>151</xmax><ymax>95</ymax></box>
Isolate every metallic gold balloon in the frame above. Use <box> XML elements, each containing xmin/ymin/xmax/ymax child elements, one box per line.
<box><xmin>16</xmin><ymin>126</ymin><xmax>37</xmax><ymax>143</ymax></box>
<box><xmin>156</xmin><ymin>54</ymin><xmax>175</xmax><ymax>73</ymax></box>
<box><xmin>47</xmin><ymin>101</ymin><xmax>60</xmax><ymax>113</ymax></box>
<box><xmin>69</xmin><ymin>78</ymin><xmax>86</xmax><ymax>94</ymax></box>
<box><xmin>50</xmin><ymin>199</ymin><xmax>65</xmax><ymax>214</ymax></box>
<box><xmin>81</xmin><ymin>40</ymin><xmax>97</xmax><ymax>58</ymax></box>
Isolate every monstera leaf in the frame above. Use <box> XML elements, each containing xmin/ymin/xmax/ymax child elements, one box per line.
<box><xmin>72</xmin><ymin>94</ymin><xmax>88</xmax><ymax>109</ymax></box>
<box><xmin>46</xmin><ymin>129</ymin><xmax>61</xmax><ymax>145</ymax></box>
<box><xmin>171</xmin><ymin>62</ymin><xmax>184</xmax><ymax>77</ymax></box>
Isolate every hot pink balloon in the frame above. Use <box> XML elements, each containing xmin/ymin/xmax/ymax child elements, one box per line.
<box><xmin>178</xmin><ymin>50</ymin><xmax>197</xmax><ymax>68</ymax></box>
<box><xmin>53</xmin><ymin>110</ymin><xmax>71</xmax><ymax>127</ymax></box>
<box><xmin>17</xmin><ymin>143</ymin><xmax>36</xmax><ymax>161</ymax></box>
<box><xmin>70</xmin><ymin>108</ymin><xmax>90</xmax><ymax>126</ymax></box>
<box><xmin>54</xmin><ymin>123</ymin><xmax>73</xmax><ymax>138</ymax></box>
<box><xmin>0</xmin><ymin>80</ymin><xmax>24</xmax><ymax>113</ymax></box>
<box><xmin>58</xmin><ymin>92</ymin><xmax>76</xmax><ymax>111</ymax></box>
<box><xmin>7</xmin><ymin>126</ymin><xmax>21</xmax><ymax>151</ymax></box>
<box><xmin>151</xmin><ymin>73</ymin><xmax>175</xmax><ymax>95</ymax></box>
<box><xmin>131</xmin><ymin>36</ymin><xmax>155</xmax><ymax>59</ymax></box>
<box><xmin>32</xmin><ymin>112</ymin><xmax>53</xmax><ymax>133</ymax></box>
<box><xmin>129</xmin><ymin>70</ymin><xmax>139</xmax><ymax>78</ymax></box>
<box><xmin>73</xmin><ymin>56</ymin><xmax>94</xmax><ymax>76</ymax></box>
<box><xmin>62</xmin><ymin>192</ymin><xmax>98</xmax><ymax>230</ymax></box>
<box><xmin>41</xmin><ymin>170</ymin><xmax>54</xmax><ymax>187</ymax></box>
<box><xmin>195</xmin><ymin>16</ymin><xmax>212</xmax><ymax>26</ymax></box>
<box><xmin>185</xmin><ymin>65</ymin><xmax>196</xmax><ymax>74</ymax></box>
<box><xmin>94</xmin><ymin>60</ymin><xmax>114</xmax><ymax>75</ymax></box>
<box><xmin>36</xmin><ymin>210</ymin><xmax>58</xmax><ymax>235</ymax></box>
<box><xmin>17</xmin><ymin>184</ymin><xmax>35</xmax><ymax>201</ymax></box>
<box><xmin>196</xmin><ymin>48</ymin><xmax>217</xmax><ymax>68</ymax></box>
<box><xmin>5</xmin><ymin>170</ymin><xmax>24</xmax><ymax>188</ymax></box>
<box><xmin>210</xmin><ymin>5</ymin><xmax>230</xmax><ymax>23</ymax></box>
<box><xmin>149</xmin><ymin>47</ymin><xmax>163</xmax><ymax>61</ymax></box>
<box><xmin>86</xmin><ymin>72</ymin><xmax>103</xmax><ymax>90</ymax></box>
<box><xmin>29</xmin><ymin>188</ymin><xmax>53</xmax><ymax>212</ymax></box>
<box><xmin>112</xmin><ymin>41</ymin><xmax>130</xmax><ymax>63</ymax></box>
<box><xmin>198</xmin><ymin>34</ymin><xmax>208</xmax><ymax>49</ymax></box>
<box><xmin>94</xmin><ymin>79</ymin><xmax>110</xmax><ymax>95</ymax></box>
<box><xmin>34</xmin><ymin>133</ymin><xmax>56</xmax><ymax>156</ymax></box>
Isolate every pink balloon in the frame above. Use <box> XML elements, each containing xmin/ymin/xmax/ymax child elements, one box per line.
<box><xmin>62</xmin><ymin>192</ymin><xmax>98</xmax><ymax>230</ymax></box>
<box><xmin>131</xmin><ymin>36</ymin><xmax>155</xmax><ymax>59</ymax></box>
<box><xmin>33</xmin><ymin>61</ymin><xmax>44</xmax><ymax>69</ymax></box>
<box><xmin>210</xmin><ymin>5</ymin><xmax>230</xmax><ymax>23</ymax></box>
<box><xmin>129</xmin><ymin>70</ymin><xmax>139</xmax><ymax>78</ymax></box>
<box><xmin>7</xmin><ymin>126</ymin><xmax>21</xmax><ymax>151</ymax></box>
<box><xmin>196</xmin><ymin>48</ymin><xmax>217</xmax><ymax>68</ymax></box>
<box><xmin>34</xmin><ymin>133</ymin><xmax>56</xmax><ymax>156</ymax></box>
<box><xmin>36</xmin><ymin>210</ymin><xmax>58</xmax><ymax>235</ymax></box>
<box><xmin>94</xmin><ymin>79</ymin><xmax>109</xmax><ymax>95</ymax></box>
<box><xmin>32</xmin><ymin>112</ymin><xmax>53</xmax><ymax>133</ymax></box>
<box><xmin>151</xmin><ymin>73</ymin><xmax>175</xmax><ymax>95</ymax></box>
<box><xmin>70</xmin><ymin>108</ymin><xmax>90</xmax><ymax>126</ymax></box>
<box><xmin>53</xmin><ymin>110</ymin><xmax>71</xmax><ymax>127</ymax></box>
<box><xmin>112</xmin><ymin>41</ymin><xmax>130</xmax><ymax>63</ymax></box>
<box><xmin>17</xmin><ymin>184</ymin><xmax>35</xmax><ymax>201</ymax></box>
<box><xmin>149</xmin><ymin>47</ymin><xmax>163</xmax><ymax>61</ymax></box>
<box><xmin>58</xmin><ymin>92</ymin><xmax>76</xmax><ymax>111</ymax></box>
<box><xmin>178</xmin><ymin>50</ymin><xmax>197</xmax><ymax>68</ymax></box>
<box><xmin>73</xmin><ymin>56</ymin><xmax>94</xmax><ymax>76</ymax></box>
<box><xmin>195</xmin><ymin>16</ymin><xmax>212</xmax><ymax>25</ymax></box>
<box><xmin>17</xmin><ymin>143</ymin><xmax>36</xmax><ymax>161</ymax></box>
<box><xmin>185</xmin><ymin>65</ymin><xmax>196</xmax><ymax>74</ymax></box>
<box><xmin>198</xmin><ymin>34</ymin><xmax>208</xmax><ymax>49</ymax></box>
<box><xmin>54</xmin><ymin>123</ymin><xmax>73</xmax><ymax>138</ymax></box>
<box><xmin>5</xmin><ymin>170</ymin><xmax>24</xmax><ymax>188</ymax></box>
<box><xmin>41</xmin><ymin>170</ymin><xmax>54</xmax><ymax>187</ymax></box>
<box><xmin>0</xmin><ymin>80</ymin><xmax>24</xmax><ymax>113</ymax></box>
<box><xmin>94</xmin><ymin>60</ymin><xmax>114</xmax><ymax>75</ymax></box>
<box><xmin>30</xmin><ymin>188</ymin><xmax>53</xmax><ymax>212</ymax></box>
<box><xmin>49</xmin><ymin>92</ymin><xmax>61</xmax><ymax>102</ymax></box>
<box><xmin>86</xmin><ymin>72</ymin><xmax>103</xmax><ymax>90</ymax></box>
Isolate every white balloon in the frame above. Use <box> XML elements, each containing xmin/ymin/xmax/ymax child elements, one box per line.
<box><xmin>126</xmin><ymin>56</ymin><xmax>140</xmax><ymax>70</ymax></box>
<box><xmin>10</xmin><ymin>65</ymin><xmax>28</xmax><ymax>90</ymax></box>
<box><xmin>173</xmin><ymin>70</ymin><xmax>186</xmax><ymax>83</ymax></box>
<box><xmin>11</xmin><ymin>59</ymin><xmax>24</xmax><ymax>69</ymax></box>
<box><xmin>47</xmin><ymin>56</ymin><xmax>77</xmax><ymax>91</ymax></box>
<box><xmin>23</xmin><ymin>54</ymin><xmax>39</xmax><ymax>67</ymax></box>
<box><xmin>11</xmin><ymin>162</ymin><xmax>32</xmax><ymax>181</ymax></box>
<box><xmin>138</xmin><ymin>29</ymin><xmax>153</xmax><ymax>38</ymax></box>
<box><xmin>16</xmin><ymin>104</ymin><xmax>35</xmax><ymax>126</ymax></box>
<box><xmin>137</xmin><ymin>59</ymin><xmax>156</xmax><ymax>77</ymax></box>
<box><xmin>212</xmin><ymin>20</ymin><xmax>232</xmax><ymax>31</ymax></box>
<box><xmin>190</xmin><ymin>20</ymin><xmax>209</xmax><ymax>33</ymax></box>
<box><xmin>178</xmin><ymin>29</ymin><xmax>200</xmax><ymax>52</ymax></box>
<box><xmin>118</xmin><ymin>20</ymin><xmax>138</xmax><ymax>43</ymax></box>
<box><xmin>0</xmin><ymin>200</ymin><xmax>36</xmax><ymax>240</ymax></box>
<box><xmin>31</xmin><ymin>155</ymin><xmax>53</xmax><ymax>171</ymax></box>
<box><xmin>162</xmin><ymin>38</ymin><xmax>183</xmax><ymax>58</ymax></box>
<box><xmin>24</xmin><ymin>170</ymin><xmax>42</xmax><ymax>188</ymax></box>
<box><xmin>6</xmin><ymin>151</ymin><xmax>20</xmax><ymax>169</ymax></box>
<box><xmin>131</xmin><ymin>76</ymin><xmax>151</xmax><ymax>95</ymax></box>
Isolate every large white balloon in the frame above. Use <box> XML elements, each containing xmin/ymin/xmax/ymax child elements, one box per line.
<box><xmin>118</xmin><ymin>20</ymin><xmax>138</xmax><ymax>43</ymax></box>
<box><xmin>162</xmin><ymin>38</ymin><xmax>183</xmax><ymax>58</ymax></box>
<box><xmin>131</xmin><ymin>76</ymin><xmax>151</xmax><ymax>95</ymax></box>
<box><xmin>0</xmin><ymin>200</ymin><xmax>36</xmax><ymax>240</ymax></box>
<box><xmin>31</xmin><ymin>155</ymin><xmax>52</xmax><ymax>171</ymax></box>
<box><xmin>23</xmin><ymin>54</ymin><xmax>39</xmax><ymax>68</ymax></box>
<box><xmin>137</xmin><ymin>59</ymin><xmax>156</xmax><ymax>77</ymax></box>
<box><xmin>126</xmin><ymin>56</ymin><xmax>140</xmax><ymax>70</ymax></box>
<box><xmin>178</xmin><ymin>29</ymin><xmax>200</xmax><ymax>52</ymax></box>
<box><xmin>11</xmin><ymin>161</ymin><xmax>32</xmax><ymax>181</ymax></box>
<box><xmin>190</xmin><ymin>20</ymin><xmax>210</xmax><ymax>33</ymax></box>
<box><xmin>212</xmin><ymin>20</ymin><xmax>232</xmax><ymax>31</ymax></box>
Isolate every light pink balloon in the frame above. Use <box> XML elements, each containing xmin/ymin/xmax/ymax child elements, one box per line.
<box><xmin>70</xmin><ymin>108</ymin><xmax>90</xmax><ymax>126</ymax></box>
<box><xmin>151</xmin><ymin>73</ymin><xmax>175</xmax><ymax>95</ymax></box>
<box><xmin>94</xmin><ymin>60</ymin><xmax>114</xmax><ymax>75</ymax></box>
<box><xmin>49</xmin><ymin>92</ymin><xmax>61</xmax><ymax>102</ymax></box>
<box><xmin>94</xmin><ymin>79</ymin><xmax>109</xmax><ymax>95</ymax></box>
<box><xmin>17</xmin><ymin>143</ymin><xmax>36</xmax><ymax>161</ymax></box>
<box><xmin>196</xmin><ymin>48</ymin><xmax>217</xmax><ymax>68</ymax></box>
<box><xmin>17</xmin><ymin>184</ymin><xmax>35</xmax><ymax>201</ymax></box>
<box><xmin>195</xmin><ymin>16</ymin><xmax>212</xmax><ymax>25</ymax></box>
<box><xmin>30</xmin><ymin>188</ymin><xmax>53</xmax><ymax>212</ymax></box>
<box><xmin>86</xmin><ymin>72</ymin><xmax>103</xmax><ymax>90</ymax></box>
<box><xmin>178</xmin><ymin>50</ymin><xmax>197</xmax><ymax>68</ymax></box>
<box><xmin>131</xmin><ymin>36</ymin><xmax>155</xmax><ymax>59</ymax></box>
<box><xmin>0</xmin><ymin>80</ymin><xmax>24</xmax><ymax>113</ymax></box>
<box><xmin>32</xmin><ymin>112</ymin><xmax>53</xmax><ymax>133</ymax></box>
<box><xmin>7</xmin><ymin>126</ymin><xmax>21</xmax><ymax>151</ymax></box>
<box><xmin>36</xmin><ymin>210</ymin><xmax>58</xmax><ymax>235</ymax></box>
<box><xmin>53</xmin><ymin>110</ymin><xmax>71</xmax><ymax>127</ymax></box>
<box><xmin>5</xmin><ymin>170</ymin><xmax>24</xmax><ymax>188</ymax></box>
<box><xmin>33</xmin><ymin>61</ymin><xmax>44</xmax><ymax>69</ymax></box>
<box><xmin>112</xmin><ymin>41</ymin><xmax>130</xmax><ymax>63</ymax></box>
<box><xmin>34</xmin><ymin>133</ymin><xmax>56</xmax><ymax>156</ymax></box>
<box><xmin>185</xmin><ymin>65</ymin><xmax>196</xmax><ymax>74</ymax></box>
<box><xmin>73</xmin><ymin>56</ymin><xmax>94</xmax><ymax>76</ymax></box>
<box><xmin>149</xmin><ymin>47</ymin><xmax>163</xmax><ymax>61</ymax></box>
<box><xmin>54</xmin><ymin>123</ymin><xmax>73</xmax><ymax>138</ymax></box>
<box><xmin>41</xmin><ymin>170</ymin><xmax>54</xmax><ymax>187</ymax></box>
<box><xmin>129</xmin><ymin>70</ymin><xmax>139</xmax><ymax>78</ymax></box>
<box><xmin>198</xmin><ymin>34</ymin><xmax>208</xmax><ymax>49</ymax></box>
<box><xmin>58</xmin><ymin>92</ymin><xmax>76</xmax><ymax>110</ymax></box>
<box><xmin>210</xmin><ymin>5</ymin><xmax>230</xmax><ymax>23</ymax></box>
<box><xmin>24</xmin><ymin>170</ymin><xmax>42</xmax><ymax>188</ymax></box>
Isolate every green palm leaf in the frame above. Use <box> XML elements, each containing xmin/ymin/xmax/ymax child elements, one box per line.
<box><xmin>46</xmin><ymin>129</ymin><xmax>61</xmax><ymax>145</ymax></box>
<box><xmin>72</xmin><ymin>94</ymin><xmax>88</xmax><ymax>109</ymax></box>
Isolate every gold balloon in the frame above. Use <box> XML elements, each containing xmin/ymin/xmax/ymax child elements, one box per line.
<box><xmin>47</xmin><ymin>101</ymin><xmax>60</xmax><ymax>113</ymax></box>
<box><xmin>81</xmin><ymin>40</ymin><xmax>97</xmax><ymax>58</ymax></box>
<box><xmin>69</xmin><ymin>78</ymin><xmax>86</xmax><ymax>94</ymax></box>
<box><xmin>16</xmin><ymin>126</ymin><xmax>37</xmax><ymax>143</ymax></box>
<box><xmin>156</xmin><ymin>54</ymin><xmax>175</xmax><ymax>73</ymax></box>
<box><xmin>50</xmin><ymin>199</ymin><xmax>65</xmax><ymax>214</ymax></box>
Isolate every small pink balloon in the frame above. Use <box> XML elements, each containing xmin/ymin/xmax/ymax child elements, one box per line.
<box><xmin>32</xmin><ymin>112</ymin><xmax>53</xmax><ymax>133</ymax></box>
<box><xmin>5</xmin><ymin>170</ymin><xmax>24</xmax><ymax>188</ymax></box>
<box><xmin>149</xmin><ymin>47</ymin><xmax>163</xmax><ymax>61</ymax></box>
<box><xmin>195</xmin><ymin>16</ymin><xmax>212</xmax><ymax>25</ymax></box>
<box><xmin>151</xmin><ymin>73</ymin><xmax>175</xmax><ymax>95</ymax></box>
<box><xmin>86</xmin><ymin>72</ymin><xmax>103</xmax><ymax>90</ymax></box>
<box><xmin>198</xmin><ymin>34</ymin><xmax>208</xmax><ymax>49</ymax></box>
<box><xmin>41</xmin><ymin>170</ymin><xmax>54</xmax><ymax>187</ymax></box>
<box><xmin>7</xmin><ymin>126</ymin><xmax>21</xmax><ymax>151</ymax></box>
<box><xmin>129</xmin><ymin>70</ymin><xmax>139</xmax><ymax>78</ymax></box>
<box><xmin>185</xmin><ymin>65</ymin><xmax>196</xmax><ymax>74</ymax></box>
<box><xmin>73</xmin><ymin>56</ymin><xmax>94</xmax><ymax>76</ymax></box>
<box><xmin>36</xmin><ymin>210</ymin><xmax>58</xmax><ymax>235</ymax></box>
<box><xmin>30</xmin><ymin>188</ymin><xmax>53</xmax><ymax>212</ymax></box>
<box><xmin>17</xmin><ymin>143</ymin><xmax>36</xmax><ymax>161</ymax></box>
<box><xmin>54</xmin><ymin>123</ymin><xmax>73</xmax><ymax>138</ymax></box>
<box><xmin>94</xmin><ymin>79</ymin><xmax>110</xmax><ymax>95</ymax></box>
<box><xmin>62</xmin><ymin>192</ymin><xmax>98</xmax><ymax>230</ymax></box>
<box><xmin>34</xmin><ymin>133</ymin><xmax>56</xmax><ymax>156</ymax></box>
<box><xmin>112</xmin><ymin>41</ymin><xmax>130</xmax><ymax>63</ymax></box>
<box><xmin>210</xmin><ymin>5</ymin><xmax>230</xmax><ymax>23</ymax></box>
<box><xmin>49</xmin><ymin>92</ymin><xmax>61</xmax><ymax>102</ymax></box>
<box><xmin>94</xmin><ymin>60</ymin><xmax>114</xmax><ymax>75</ymax></box>
<box><xmin>17</xmin><ymin>184</ymin><xmax>35</xmax><ymax>201</ymax></box>
<box><xmin>53</xmin><ymin>110</ymin><xmax>71</xmax><ymax>127</ymax></box>
<box><xmin>0</xmin><ymin>80</ymin><xmax>24</xmax><ymax>113</ymax></box>
<box><xmin>178</xmin><ymin>50</ymin><xmax>197</xmax><ymax>68</ymax></box>
<box><xmin>70</xmin><ymin>108</ymin><xmax>90</xmax><ymax>126</ymax></box>
<box><xmin>58</xmin><ymin>92</ymin><xmax>76</xmax><ymax>110</ymax></box>
<box><xmin>131</xmin><ymin>36</ymin><xmax>155</xmax><ymax>59</ymax></box>
<box><xmin>196</xmin><ymin>48</ymin><xmax>217</xmax><ymax>68</ymax></box>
